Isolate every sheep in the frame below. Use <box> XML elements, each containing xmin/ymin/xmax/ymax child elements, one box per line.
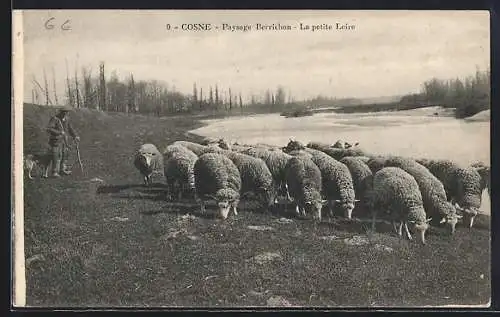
<box><xmin>366</xmin><ymin>155</ymin><xmax>389</xmax><ymax>174</ymax></box>
<box><xmin>287</xmin><ymin>149</ymin><xmax>313</xmax><ymax>160</ymax></box>
<box><xmin>230</xmin><ymin>143</ymin><xmax>253</xmax><ymax>153</ymax></box>
<box><xmin>282</xmin><ymin>139</ymin><xmax>307</xmax><ymax>153</ymax></box>
<box><xmin>164</xmin><ymin>147</ymin><xmax>198</xmax><ymax>201</ymax></box>
<box><xmin>332</xmin><ymin>140</ymin><xmax>346</xmax><ymax>149</ymax></box>
<box><xmin>285</xmin><ymin>156</ymin><xmax>327</xmax><ymax>221</ymax></box>
<box><xmin>416</xmin><ymin>159</ymin><xmax>483</xmax><ymax>229</ymax></box>
<box><xmin>163</xmin><ymin>143</ymin><xmax>191</xmax><ymax>160</ymax></box>
<box><xmin>339</xmin><ymin>156</ymin><xmax>373</xmax><ymax>215</ymax></box>
<box><xmin>200</xmin><ymin>137</ymin><xmax>219</xmax><ymax>146</ymax></box>
<box><xmin>222</xmin><ymin>150</ymin><xmax>277</xmax><ymax>209</ymax></box>
<box><xmin>470</xmin><ymin>161</ymin><xmax>490</xmax><ymax>198</ymax></box>
<box><xmin>173</xmin><ymin>140</ymin><xmax>207</xmax><ymax>156</ymax></box>
<box><xmin>133</xmin><ymin>143</ymin><xmax>164</xmax><ymax>186</ymax></box>
<box><xmin>193</xmin><ymin>153</ymin><xmax>242</xmax><ymax>219</ymax></box>
<box><xmin>217</xmin><ymin>138</ymin><xmax>232</xmax><ymax>150</ymax></box>
<box><xmin>303</xmin><ymin>148</ymin><xmax>358</xmax><ymax>219</ymax></box>
<box><xmin>241</xmin><ymin>147</ymin><xmax>292</xmax><ymax>199</ymax></box>
<box><xmin>367</xmin><ymin>167</ymin><xmax>432</xmax><ymax>245</ymax></box>
<box><xmin>352</xmin><ymin>156</ymin><xmax>371</xmax><ymax>164</ymax></box>
<box><xmin>306</xmin><ymin>142</ymin><xmax>366</xmax><ymax>160</ymax></box>
<box><xmin>368</xmin><ymin>156</ymin><xmax>460</xmax><ymax>234</ymax></box>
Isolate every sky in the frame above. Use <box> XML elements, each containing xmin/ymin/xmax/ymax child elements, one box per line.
<box><xmin>19</xmin><ymin>10</ymin><xmax>490</xmax><ymax>103</ymax></box>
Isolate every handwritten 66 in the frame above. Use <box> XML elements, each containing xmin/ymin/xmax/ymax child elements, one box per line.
<box><xmin>44</xmin><ymin>17</ymin><xmax>71</xmax><ymax>31</ymax></box>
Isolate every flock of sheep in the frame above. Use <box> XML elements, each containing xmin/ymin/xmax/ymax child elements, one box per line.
<box><xmin>133</xmin><ymin>137</ymin><xmax>490</xmax><ymax>245</ymax></box>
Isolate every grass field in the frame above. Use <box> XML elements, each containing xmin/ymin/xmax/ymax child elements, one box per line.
<box><xmin>22</xmin><ymin>104</ymin><xmax>491</xmax><ymax>307</ymax></box>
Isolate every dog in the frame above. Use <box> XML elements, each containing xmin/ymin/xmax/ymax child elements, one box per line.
<box><xmin>24</xmin><ymin>153</ymin><xmax>52</xmax><ymax>179</ymax></box>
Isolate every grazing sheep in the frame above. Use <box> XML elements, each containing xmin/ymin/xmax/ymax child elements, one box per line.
<box><xmin>241</xmin><ymin>147</ymin><xmax>292</xmax><ymax>199</ymax></box>
<box><xmin>282</xmin><ymin>139</ymin><xmax>307</xmax><ymax>153</ymax></box>
<box><xmin>133</xmin><ymin>143</ymin><xmax>164</xmax><ymax>186</ymax></box>
<box><xmin>287</xmin><ymin>149</ymin><xmax>313</xmax><ymax>160</ymax></box>
<box><xmin>367</xmin><ymin>167</ymin><xmax>432</xmax><ymax>244</ymax></box>
<box><xmin>344</xmin><ymin>141</ymin><xmax>360</xmax><ymax>149</ymax></box>
<box><xmin>304</xmin><ymin>148</ymin><xmax>358</xmax><ymax>219</ymax></box>
<box><xmin>194</xmin><ymin>153</ymin><xmax>242</xmax><ymax>219</ymax></box>
<box><xmin>164</xmin><ymin>147</ymin><xmax>198</xmax><ymax>201</ymax></box>
<box><xmin>173</xmin><ymin>140</ymin><xmax>207</xmax><ymax>156</ymax></box>
<box><xmin>368</xmin><ymin>156</ymin><xmax>460</xmax><ymax>234</ymax></box>
<box><xmin>333</xmin><ymin>140</ymin><xmax>346</xmax><ymax>149</ymax></box>
<box><xmin>353</xmin><ymin>156</ymin><xmax>371</xmax><ymax>164</ymax></box>
<box><xmin>307</xmin><ymin>141</ymin><xmax>332</xmax><ymax>149</ymax></box>
<box><xmin>223</xmin><ymin>151</ymin><xmax>277</xmax><ymax>209</ymax></box>
<box><xmin>230</xmin><ymin>143</ymin><xmax>253</xmax><ymax>153</ymax></box>
<box><xmin>416</xmin><ymin>159</ymin><xmax>483</xmax><ymax>229</ymax></box>
<box><xmin>306</xmin><ymin>142</ymin><xmax>366</xmax><ymax>160</ymax></box>
<box><xmin>285</xmin><ymin>156</ymin><xmax>327</xmax><ymax>221</ymax></box>
<box><xmin>470</xmin><ymin>161</ymin><xmax>490</xmax><ymax>198</ymax></box>
<box><xmin>217</xmin><ymin>138</ymin><xmax>232</xmax><ymax>150</ymax></box>
<box><xmin>200</xmin><ymin>137</ymin><xmax>219</xmax><ymax>146</ymax></box>
<box><xmin>339</xmin><ymin>156</ymin><xmax>373</xmax><ymax>214</ymax></box>
<box><xmin>366</xmin><ymin>155</ymin><xmax>389</xmax><ymax>174</ymax></box>
<box><xmin>163</xmin><ymin>144</ymin><xmax>191</xmax><ymax>160</ymax></box>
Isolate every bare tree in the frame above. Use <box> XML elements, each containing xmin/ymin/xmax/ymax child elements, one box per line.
<box><xmin>209</xmin><ymin>86</ymin><xmax>214</xmax><ymax>107</ymax></box>
<box><xmin>65</xmin><ymin>59</ymin><xmax>74</xmax><ymax>107</ymax></box>
<box><xmin>229</xmin><ymin>88</ymin><xmax>232</xmax><ymax>111</ymax></box>
<box><xmin>127</xmin><ymin>74</ymin><xmax>136</xmax><ymax>113</ymax></box>
<box><xmin>215</xmin><ymin>85</ymin><xmax>219</xmax><ymax>109</ymax></box>
<box><xmin>275</xmin><ymin>86</ymin><xmax>286</xmax><ymax>105</ymax></box>
<box><xmin>74</xmin><ymin>67</ymin><xmax>81</xmax><ymax>108</ymax></box>
<box><xmin>98</xmin><ymin>62</ymin><xmax>106</xmax><ymax>111</ymax></box>
<box><xmin>33</xmin><ymin>76</ymin><xmax>52</xmax><ymax>105</ymax></box>
<box><xmin>200</xmin><ymin>87</ymin><xmax>203</xmax><ymax>110</ymax></box>
<box><xmin>193</xmin><ymin>82</ymin><xmax>199</xmax><ymax>110</ymax></box>
<box><xmin>43</xmin><ymin>68</ymin><xmax>50</xmax><ymax>106</ymax></box>
<box><xmin>239</xmin><ymin>92</ymin><xmax>243</xmax><ymax>113</ymax></box>
<box><xmin>51</xmin><ymin>66</ymin><xmax>59</xmax><ymax>105</ymax></box>
<box><xmin>82</xmin><ymin>66</ymin><xmax>93</xmax><ymax>108</ymax></box>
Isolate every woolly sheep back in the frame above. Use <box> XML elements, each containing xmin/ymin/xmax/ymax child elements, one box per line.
<box><xmin>285</xmin><ymin>156</ymin><xmax>324</xmax><ymax>219</ymax></box>
<box><xmin>305</xmin><ymin>148</ymin><xmax>357</xmax><ymax>218</ymax></box>
<box><xmin>164</xmin><ymin>147</ymin><xmax>198</xmax><ymax>200</ymax></box>
<box><xmin>368</xmin><ymin>156</ymin><xmax>458</xmax><ymax>230</ymax></box>
<box><xmin>194</xmin><ymin>153</ymin><xmax>241</xmax><ymax>202</ymax></box>
<box><xmin>369</xmin><ymin>167</ymin><xmax>429</xmax><ymax>244</ymax></box>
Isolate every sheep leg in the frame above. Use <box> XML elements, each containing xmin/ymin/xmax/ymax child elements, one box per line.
<box><xmin>392</xmin><ymin>220</ymin><xmax>398</xmax><ymax>235</ymax></box>
<box><xmin>301</xmin><ymin>207</ymin><xmax>307</xmax><ymax>217</ymax></box>
<box><xmin>199</xmin><ymin>201</ymin><xmax>206</xmax><ymax>214</ymax></box>
<box><xmin>328</xmin><ymin>200</ymin><xmax>334</xmax><ymax>218</ymax></box>
<box><xmin>371</xmin><ymin>212</ymin><xmax>377</xmax><ymax>232</ymax></box>
<box><xmin>404</xmin><ymin>222</ymin><xmax>413</xmax><ymax>240</ymax></box>
<box><xmin>295</xmin><ymin>204</ymin><xmax>301</xmax><ymax>215</ymax></box>
<box><xmin>232</xmin><ymin>203</ymin><xmax>238</xmax><ymax>216</ymax></box>
<box><xmin>397</xmin><ymin>221</ymin><xmax>403</xmax><ymax>237</ymax></box>
<box><xmin>285</xmin><ymin>183</ymin><xmax>291</xmax><ymax>201</ymax></box>
<box><xmin>28</xmin><ymin>167</ymin><xmax>33</xmax><ymax>179</ymax></box>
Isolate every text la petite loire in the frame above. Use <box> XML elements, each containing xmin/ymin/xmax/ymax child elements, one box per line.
<box><xmin>300</xmin><ymin>23</ymin><xmax>355</xmax><ymax>31</ymax></box>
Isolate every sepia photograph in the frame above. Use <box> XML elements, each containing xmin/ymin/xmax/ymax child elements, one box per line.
<box><xmin>12</xmin><ymin>9</ymin><xmax>490</xmax><ymax>308</ymax></box>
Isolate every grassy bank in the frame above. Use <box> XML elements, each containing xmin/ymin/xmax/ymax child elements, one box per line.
<box><xmin>22</xmin><ymin>104</ymin><xmax>491</xmax><ymax>307</ymax></box>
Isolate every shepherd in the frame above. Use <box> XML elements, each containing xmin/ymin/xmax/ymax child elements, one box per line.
<box><xmin>46</xmin><ymin>106</ymin><xmax>80</xmax><ymax>177</ymax></box>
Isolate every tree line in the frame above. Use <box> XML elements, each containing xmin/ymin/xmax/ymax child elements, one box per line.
<box><xmin>30</xmin><ymin>62</ymin><xmax>490</xmax><ymax>119</ymax></box>
<box><xmin>400</xmin><ymin>67</ymin><xmax>490</xmax><ymax>118</ymax></box>
<box><xmin>31</xmin><ymin>62</ymin><xmax>299</xmax><ymax>117</ymax></box>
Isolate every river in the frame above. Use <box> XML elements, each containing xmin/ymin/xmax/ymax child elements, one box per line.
<box><xmin>190</xmin><ymin>108</ymin><xmax>490</xmax><ymax>214</ymax></box>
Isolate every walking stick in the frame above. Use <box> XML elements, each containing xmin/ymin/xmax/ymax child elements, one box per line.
<box><xmin>75</xmin><ymin>140</ymin><xmax>84</xmax><ymax>174</ymax></box>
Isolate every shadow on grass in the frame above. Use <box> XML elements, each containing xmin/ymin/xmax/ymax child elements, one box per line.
<box><xmin>96</xmin><ymin>183</ymin><xmax>167</xmax><ymax>194</ymax></box>
<box><xmin>140</xmin><ymin>201</ymin><xmax>220</xmax><ymax>220</ymax></box>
